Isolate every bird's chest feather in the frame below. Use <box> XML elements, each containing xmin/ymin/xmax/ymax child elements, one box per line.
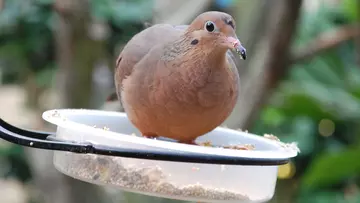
<box><xmin>155</xmin><ymin>58</ymin><xmax>238</xmax><ymax>110</ymax></box>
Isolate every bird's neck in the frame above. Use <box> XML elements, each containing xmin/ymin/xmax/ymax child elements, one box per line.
<box><xmin>163</xmin><ymin>36</ymin><xmax>228</xmax><ymax>67</ymax></box>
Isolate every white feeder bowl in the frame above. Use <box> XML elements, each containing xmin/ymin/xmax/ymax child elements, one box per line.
<box><xmin>42</xmin><ymin>109</ymin><xmax>298</xmax><ymax>203</ymax></box>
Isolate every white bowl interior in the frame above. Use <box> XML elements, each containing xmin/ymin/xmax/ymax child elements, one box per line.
<box><xmin>43</xmin><ymin>109</ymin><xmax>298</xmax><ymax>159</ymax></box>
<box><xmin>42</xmin><ymin>109</ymin><xmax>298</xmax><ymax>203</ymax></box>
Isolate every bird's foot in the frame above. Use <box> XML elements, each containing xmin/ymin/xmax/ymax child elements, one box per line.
<box><xmin>106</xmin><ymin>92</ymin><xmax>118</xmax><ymax>102</ymax></box>
<box><xmin>142</xmin><ymin>133</ymin><xmax>158</xmax><ymax>139</ymax></box>
<box><xmin>178</xmin><ymin>140</ymin><xmax>198</xmax><ymax>145</ymax></box>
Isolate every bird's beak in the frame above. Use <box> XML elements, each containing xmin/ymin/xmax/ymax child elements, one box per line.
<box><xmin>226</xmin><ymin>36</ymin><xmax>247</xmax><ymax>60</ymax></box>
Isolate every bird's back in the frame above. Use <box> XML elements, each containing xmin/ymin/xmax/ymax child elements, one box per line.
<box><xmin>115</xmin><ymin>24</ymin><xmax>184</xmax><ymax>104</ymax></box>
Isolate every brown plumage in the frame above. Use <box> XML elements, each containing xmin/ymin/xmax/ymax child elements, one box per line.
<box><xmin>114</xmin><ymin>11</ymin><xmax>246</xmax><ymax>144</ymax></box>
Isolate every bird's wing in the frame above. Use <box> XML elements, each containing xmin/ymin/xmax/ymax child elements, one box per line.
<box><xmin>112</xmin><ymin>24</ymin><xmax>185</xmax><ymax>103</ymax></box>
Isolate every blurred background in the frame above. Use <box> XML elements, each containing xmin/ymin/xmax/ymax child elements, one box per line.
<box><xmin>0</xmin><ymin>0</ymin><xmax>359</xmax><ymax>202</ymax></box>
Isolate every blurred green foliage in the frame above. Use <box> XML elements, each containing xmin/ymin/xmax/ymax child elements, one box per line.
<box><xmin>0</xmin><ymin>0</ymin><xmax>152</xmax><ymax>202</ymax></box>
<box><xmin>254</xmin><ymin>1</ymin><xmax>360</xmax><ymax>202</ymax></box>
<box><xmin>0</xmin><ymin>0</ymin><xmax>152</xmax><ymax>85</ymax></box>
<box><xmin>343</xmin><ymin>0</ymin><xmax>360</xmax><ymax>22</ymax></box>
<box><xmin>0</xmin><ymin>143</ymin><xmax>32</xmax><ymax>182</ymax></box>
<box><xmin>0</xmin><ymin>0</ymin><xmax>359</xmax><ymax>203</ymax></box>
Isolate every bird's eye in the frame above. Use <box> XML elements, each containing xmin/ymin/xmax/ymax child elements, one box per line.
<box><xmin>204</xmin><ymin>21</ymin><xmax>216</xmax><ymax>32</ymax></box>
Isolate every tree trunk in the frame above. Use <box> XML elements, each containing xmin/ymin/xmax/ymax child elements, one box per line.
<box><xmin>224</xmin><ymin>0</ymin><xmax>303</xmax><ymax>130</ymax></box>
<box><xmin>25</xmin><ymin>1</ymin><xmax>112</xmax><ymax>203</ymax></box>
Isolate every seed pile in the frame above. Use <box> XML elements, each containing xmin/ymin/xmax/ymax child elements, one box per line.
<box><xmin>56</xmin><ymin>153</ymin><xmax>250</xmax><ymax>201</ymax></box>
<box><xmin>198</xmin><ymin>141</ymin><xmax>256</xmax><ymax>150</ymax></box>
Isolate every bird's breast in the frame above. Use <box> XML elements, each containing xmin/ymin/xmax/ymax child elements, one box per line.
<box><xmin>155</xmin><ymin>62</ymin><xmax>239</xmax><ymax>112</ymax></box>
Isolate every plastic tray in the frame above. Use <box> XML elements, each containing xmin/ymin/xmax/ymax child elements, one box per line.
<box><xmin>39</xmin><ymin>109</ymin><xmax>298</xmax><ymax>203</ymax></box>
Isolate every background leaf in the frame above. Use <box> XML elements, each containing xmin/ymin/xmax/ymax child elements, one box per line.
<box><xmin>301</xmin><ymin>147</ymin><xmax>360</xmax><ymax>190</ymax></box>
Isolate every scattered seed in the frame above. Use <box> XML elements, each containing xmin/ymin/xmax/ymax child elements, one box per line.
<box><xmin>263</xmin><ymin>134</ymin><xmax>300</xmax><ymax>153</ymax></box>
<box><xmin>199</xmin><ymin>141</ymin><xmax>212</xmax><ymax>147</ymax></box>
<box><xmin>198</xmin><ymin>141</ymin><xmax>256</xmax><ymax>151</ymax></box>
<box><xmin>60</xmin><ymin>153</ymin><xmax>250</xmax><ymax>201</ymax></box>
<box><xmin>52</xmin><ymin>111</ymin><xmax>60</xmax><ymax>117</ymax></box>
<box><xmin>263</xmin><ymin>134</ymin><xmax>280</xmax><ymax>142</ymax></box>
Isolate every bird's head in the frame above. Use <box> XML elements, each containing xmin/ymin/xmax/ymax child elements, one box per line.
<box><xmin>186</xmin><ymin>11</ymin><xmax>246</xmax><ymax>60</ymax></box>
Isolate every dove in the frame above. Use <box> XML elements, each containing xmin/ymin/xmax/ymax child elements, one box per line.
<box><xmin>114</xmin><ymin>11</ymin><xmax>246</xmax><ymax>144</ymax></box>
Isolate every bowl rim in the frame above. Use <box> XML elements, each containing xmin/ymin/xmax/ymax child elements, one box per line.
<box><xmin>42</xmin><ymin>109</ymin><xmax>298</xmax><ymax>166</ymax></box>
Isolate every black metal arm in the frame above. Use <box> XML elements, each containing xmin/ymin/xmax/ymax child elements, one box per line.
<box><xmin>0</xmin><ymin>118</ymin><xmax>289</xmax><ymax>165</ymax></box>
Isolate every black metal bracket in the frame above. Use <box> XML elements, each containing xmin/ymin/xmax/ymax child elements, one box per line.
<box><xmin>0</xmin><ymin>118</ymin><xmax>290</xmax><ymax>166</ymax></box>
